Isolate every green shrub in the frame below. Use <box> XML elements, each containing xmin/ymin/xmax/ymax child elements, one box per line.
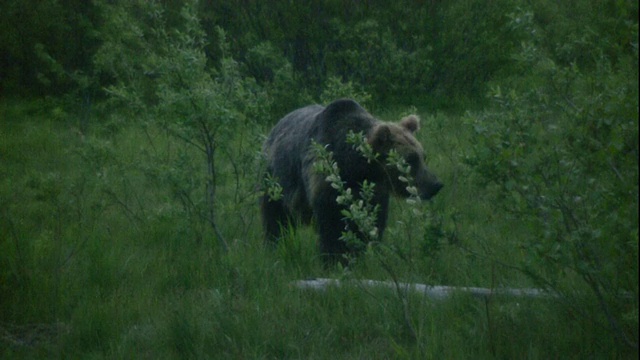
<box><xmin>465</xmin><ymin>5</ymin><xmax>638</xmax><ymax>349</ymax></box>
<box><xmin>325</xmin><ymin>18</ymin><xmax>432</xmax><ymax>105</ymax></box>
<box><xmin>94</xmin><ymin>0</ymin><xmax>269</xmax><ymax>250</ymax></box>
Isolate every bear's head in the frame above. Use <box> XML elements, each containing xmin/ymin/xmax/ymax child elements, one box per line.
<box><xmin>367</xmin><ymin>115</ymin><xmax>443</xmax><ymax>200</ymax></box>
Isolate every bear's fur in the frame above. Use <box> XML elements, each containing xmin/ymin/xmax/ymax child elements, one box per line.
<box><xmin>261</xmin><ymin>99</ymin><xmax>442</xmax><ymax>264</ymax></box>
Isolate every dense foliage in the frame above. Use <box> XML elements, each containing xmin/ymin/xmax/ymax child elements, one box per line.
<box><xmin>466</xmin><ymin>6</ymin><xmax>638</xmax><ymax>346</ymax></box>
<box><xmin>1</xmin><ymin>0</ymin><xmax>574</xmax><ymax>109</ymax></box>
<box><xmin>1</xmin><ymin>0</ymin><xmax>637</xmax><ymax>358</ymax></box>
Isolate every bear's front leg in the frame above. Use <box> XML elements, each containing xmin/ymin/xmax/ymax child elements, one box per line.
<box><xmin>261</xmin><ymin>195</ymin><xmax>291</xmax><ymax>247</ymax></box>
<box><xmin>312</xmin><ymin>191</ymin><xmax>351</xmax><ymax>265</ymax></box>
<box><xmin>317</xmin><ymin>222</ymin><xmax>349</xmax><ymax>266</ymax></box>
<box><xmin>315</xmin><ymin>187</ymin><xmax>390</xmax><ymax>266</ymax></box>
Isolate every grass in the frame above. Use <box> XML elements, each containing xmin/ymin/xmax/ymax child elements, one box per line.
<box><xmin>0</xmin><ymin>99</ymin><xmax>636</xmax><ymax>359</ymax></box>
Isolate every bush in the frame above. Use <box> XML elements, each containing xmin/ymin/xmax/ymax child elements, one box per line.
<box><xmin>465</xmin><ymin>5</ymin><xmax>638</xmax><ymax>349</ymax></box>
<box><xmin>94</xmin><ymin>0</ymin><xmax>269</xmax><ymax>250</ymax></box>
<box><xmin>325</xmin><ymin>18</ymin><xmax>432</xmax><ymax>105</ymax></box>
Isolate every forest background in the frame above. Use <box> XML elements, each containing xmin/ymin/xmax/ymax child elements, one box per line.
<box><xmin>1</xmin><ymin>0</ymin><xmax>638</xmax><ymax>358</ymax></box>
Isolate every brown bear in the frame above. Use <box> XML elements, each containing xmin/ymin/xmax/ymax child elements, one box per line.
<box><xmin>261</xmin><ymin>98</ymin><xmax>442</xmax><ymax>264</ymax></box>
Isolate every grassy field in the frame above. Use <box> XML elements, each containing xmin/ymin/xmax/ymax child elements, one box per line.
<box><xmin>0</xmin><ymin>99</ymin><xmax>636</xmax><ymax>359</ymax></box>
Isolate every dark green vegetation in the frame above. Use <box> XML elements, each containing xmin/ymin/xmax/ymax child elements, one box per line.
<box><xmin>1</xmin><ymin>0</ymin><xmax>637</xmax><ymax>358</ymax></box>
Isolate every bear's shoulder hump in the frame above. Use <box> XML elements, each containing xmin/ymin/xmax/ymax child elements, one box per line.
<box><xmin>322</xmin><ymin>98</ymin><xmax>365</xmax><ymax>118</ymax></box>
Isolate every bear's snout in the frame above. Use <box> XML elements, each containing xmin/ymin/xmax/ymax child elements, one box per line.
<box><xmin>415</xmin><ymin>166</ymin><xmax>443</xmax><ymax>200</ymax></box>
<box><xmin>421</xmin><ymin>181</ymin><xmax>443</xmax><ymax>200</ymax></box>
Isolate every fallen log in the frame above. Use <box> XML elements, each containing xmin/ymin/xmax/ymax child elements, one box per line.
<box><xmin>292</xmin><ymin>278</ymin><xmax>556</xmax><ymax>300</ymax></box>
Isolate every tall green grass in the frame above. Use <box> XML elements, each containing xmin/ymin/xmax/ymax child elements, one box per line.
<box><xmin>1</xmin><ymin>100</ymin><xmax>635</xmax><ymax>358</ymax></box>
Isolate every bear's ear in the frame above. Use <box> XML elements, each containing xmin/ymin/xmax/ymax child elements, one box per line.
<box><xmin>400</xmin><ymin>115</ymin><xmax>420</xmax><ymax>133</ymax></box>
<box><xmin>368</xmin><ymin>124</ymin><xmax>392</xmax><ymax>154</ymax></box>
